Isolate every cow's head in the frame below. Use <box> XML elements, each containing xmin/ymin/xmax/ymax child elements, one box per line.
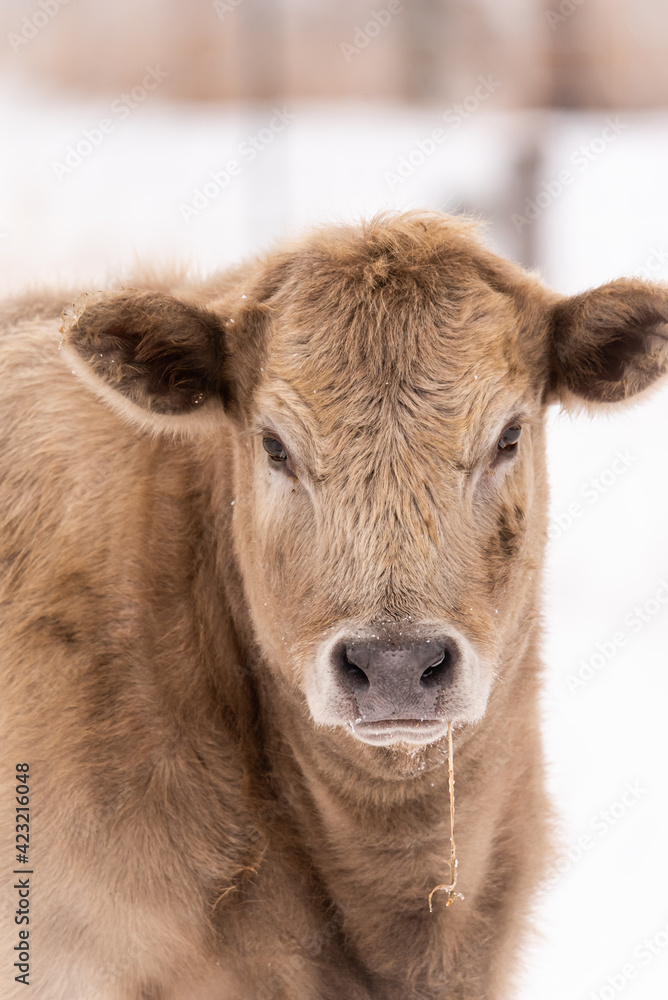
<box><xmin>63</xmin><ymin>214</ymin><xmax>668</xmax><ymax>760</ymax></box>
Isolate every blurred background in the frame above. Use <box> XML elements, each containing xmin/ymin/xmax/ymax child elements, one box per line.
<box><xmin>2</xmin><ymin>2</ymin><xmax>668</xmax><ymax>997</ymax></box>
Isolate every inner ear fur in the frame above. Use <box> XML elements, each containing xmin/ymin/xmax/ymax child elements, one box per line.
<box><xmin>551</xmin><ymin>278</ymin><xmax>668</xmax><ymax>406</ymax></box>
<box><xmin>62</xmin><ymin>289</ymin><xmax>230</xmax><ymax>417</ymax></box>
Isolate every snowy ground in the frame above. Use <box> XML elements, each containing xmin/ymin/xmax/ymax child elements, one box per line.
<box><xmin>2</xmin><ymin>82</ymin><xmax>668</xmax><ymax>998</ymax></box>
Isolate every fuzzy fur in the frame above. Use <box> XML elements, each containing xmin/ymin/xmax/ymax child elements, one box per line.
<box><xmin>1</xmin><ymin>212</ymin><xmax>667</xmax><ymax>1000</ymax></box>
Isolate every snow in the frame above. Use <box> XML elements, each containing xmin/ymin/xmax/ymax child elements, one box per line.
<box><xmin>2</xmin><ymin>81</ymin><xmax>667</xmax><ymax>997</ymax></box>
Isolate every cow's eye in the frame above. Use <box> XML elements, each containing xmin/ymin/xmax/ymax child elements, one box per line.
<box><xmin>263</xmin><ymin>436</ymin><xmax>288</xmax><ymax>462</ymax></box>
<box><xmin>497</xmin><ymin>425</ymin><xmax>522</xmax><ymax>453</ymax></box>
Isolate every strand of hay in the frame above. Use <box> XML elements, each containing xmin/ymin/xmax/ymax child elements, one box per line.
<box><xmin>428</xmin><ymin>721</ymin><xmax>464</xmax><ymax>911</ymax></box>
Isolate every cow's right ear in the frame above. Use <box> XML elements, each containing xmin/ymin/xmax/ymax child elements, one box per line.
<box><xmin>61</xmin><ymin>289</ymin><xmax>232</xmax><ymax>434</ymax></box>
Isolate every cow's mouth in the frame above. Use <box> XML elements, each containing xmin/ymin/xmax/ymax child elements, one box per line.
<box><xmin>350</xmin><ymin>718</ymin><xmax>448</xmax><ymax>746</ymax></box>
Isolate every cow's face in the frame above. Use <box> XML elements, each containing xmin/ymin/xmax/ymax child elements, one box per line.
<box><xmin>64</xmin><ymin>215</ymin><xmax>668</xmax><ymax>756</ymax></box>
<box><xmin>225</xmin><ymin>237</ymin><xmax>550</xmax><ymax>750</ymax></box>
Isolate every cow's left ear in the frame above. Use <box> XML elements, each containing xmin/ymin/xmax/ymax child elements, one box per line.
<box><xmin>550</xmin><ymin>279</ymin><xmax>668</xmax><ymax>406</ymax></box>
<box><xmin>61</xmin><ymin>289</ymin><xmax>231</xmax><ymax>430</ymax></box>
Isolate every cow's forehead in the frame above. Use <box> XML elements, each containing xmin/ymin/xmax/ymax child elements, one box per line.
<box><xmin>282</xmin><ymin>284</ymin><xmax>520</xmax><ymax>371</ymax></box>
<box><xmin>263</xmin><ymin>278</ymin><xmax>535</xmax><ymax>430</ymax></box>
<box><xmin>252</xmin><ymin>302</ymin><xmax>539</xmax><ymax>489</ymax></box>
<box><xmin>242</xmin><ymin>216</ymin><xmax>550</xmax><ymax>468</ymax></box>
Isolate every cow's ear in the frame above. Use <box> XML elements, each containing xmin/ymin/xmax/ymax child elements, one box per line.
<box><xmin>61</xmin><ymin>289</ymin><xmax>231</xmax><ymax>433</ymax></box>
<box><xmin>550</xmin><ymin>279</ymin><xmax>668</xmax><ymax>407</ymax></box>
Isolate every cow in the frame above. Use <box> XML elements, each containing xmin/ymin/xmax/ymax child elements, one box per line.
<box><xmin>1</xmin><ymin>212</ymin><xmax>667</xmax><ymax>1000</ymax></box>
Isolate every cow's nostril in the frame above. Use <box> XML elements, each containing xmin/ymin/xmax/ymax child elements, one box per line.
<box><xmin>334</xmin><ymin>635</ymin><xmax>458</xmax><ymax>707</ymax></box>
<box><xmin>420</xmin><ymin>650</ymin><xmax>451</xmax><ymax>689</ymax></box>
<box><xmin>342</xmin><ymin>652</ymin><xmax>370</xmax><ymax>690</ymax></box>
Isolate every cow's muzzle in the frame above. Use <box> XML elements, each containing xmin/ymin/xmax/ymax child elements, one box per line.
<box><xmin>330</xmin><ymin>635</ymin><xmax>459</xmax><ymax>745</ymax></box>
<box><xmin>305</xmin><ymin>623</ymin><xmax>491</xmax><ymax>746</ymax></box>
